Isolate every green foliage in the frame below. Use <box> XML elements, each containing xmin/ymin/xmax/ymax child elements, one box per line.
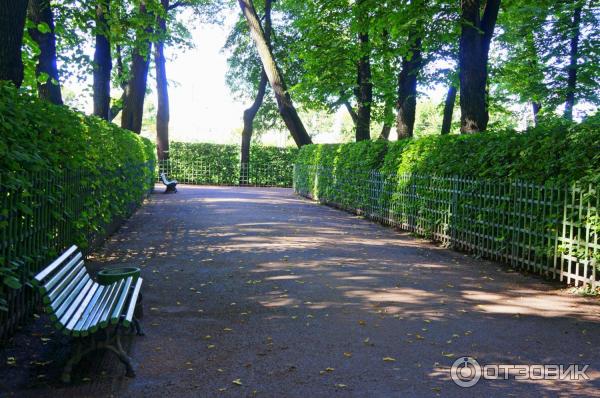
<box><xmin>295</xmin><ymin>117</ymin><xmax>600</xmax><ymax>288</ymax></box>
<box><xmin>380</xmin><ymin>115</ymin><xmax>600</xmax><ymax>186</ymax></box>
<box><xmin>165</xmin><ymin>142</ymin><xmax>298</xmax><ymax>186</ymax></box>
<box><xmin>295</xmin><ymin>140</ymin><xmax>388</xmax><ymax>207</ymax></box>
<box><xmin>297</xmin><ymin>115</ymin><xmax>600</xmax><ymax>218</ymax></box>
<box><xmin>0</xmin><ymin>83</ymin><xmax>155</xmax><ymax>305</ymax></box>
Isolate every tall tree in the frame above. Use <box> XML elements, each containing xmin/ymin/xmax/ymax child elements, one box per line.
<box><xmin>155</xmin><ymin>0</ymin><xmax>170</xmax><ymax>160</ymax></box>
<box><xmin>27</xmin><ymin>0</ymin><xmax>62</xmax><ymax>104</ymax></box>
<box><xmin>396</xmin><ymin>33</ymin><xmax>423</xmax><ymax>139</ymax></box>
<box><xmin>238</xmin><ymin>0</ymin><xmax>312</xmax><ymax>147</ymax></box>
<box><xmin>240</xmin><ymin>0</ymin><xmax>272</xmax><ymax>177</ymax></box>
<box><xmin>355</xmin><ymin>0</ymin><xmax>372</xmax><ymax>141</ymax></box>
<box><xmin>563</xmin><ymin>1</ymin><xmax>582</xmax><ymax>120</ymax></box>
<box><xmin>93</xmin><ymin>0</ymin><xmax>111</xmax><ymax>119</ymax></box>
<box><xmin>121</xmin><ymin>1</ymin><xmax>152</xmax><ymax>134</ymax></box>
<box><xmin>458</xmin><ymin>0</ymin><xmax>501</xmax><ymax>133</ymax></box>
<box><xmin>0</xmin><ymin>1</ymin><xmax>30</xmax><ymax>87</ymax></box>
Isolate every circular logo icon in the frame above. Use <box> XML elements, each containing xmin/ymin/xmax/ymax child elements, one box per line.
<box><xmin>451</xmin><ymin>357</ymin><xmax>482</xmax><ymax>387</ymax></box>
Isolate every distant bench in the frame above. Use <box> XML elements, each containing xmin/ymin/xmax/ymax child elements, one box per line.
<box><xmin>33</xmin><ymin>245</ymin><xmax>144</xmax><ymax>383</ymax></box>
<box><xmin>160</xmin><ymin>172</ymin><xmax>178</xmax><ymax>193</ymax></box>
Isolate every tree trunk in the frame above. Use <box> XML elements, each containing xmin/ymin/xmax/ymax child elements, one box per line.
<box><xmin>563</xmin><ymin>2</ymin><xmax>582</xmax><ymax>121</ymax></box>
<box><xmin>396</xmin><ymin>35</ymin><xmax>422</xmax><ymax>139</ymax></box>
<box><xmin>355</xmin><ymin>1</ymin><xmax>371</xmax><ymax>141</ymax></box>
<box><xmin>93</xmin><ymin>0</ymin><xmax>111</xmax><ymax>119</ymax></box>
<box><xmin>108</xmin><ymin>45</ymin><xmax>127</xmax><ymax>121</ymax></box>
<box><xmin>532</xmin><ymin>101</ymin><xmax>541</xmax><ymax>126</ymax></box>
<box><xmin>343</xmin><ymin>100</ymin><xmax>358</xmax><ymax>127</ymax></box>
<box><xmin>441</xmin><ymin>84</ymin><xmax>457</xmax><ymax>135</ymax></box>
<box><xmin>121</xmin><ymin>2</ymin><xmax>152</xmax><ymax>134</ymax></box>
<box><xmin>0</xmin><ymin>1</ymin><xmax>29</xmax><ymax>87</ymax></box>
<box><xmin>238</xmin><ymin>0</ymin><xmax>312</xmax><ymax>147</ymax></box>
<box><xmin>379</xmin><ymin>121</ymin><xmax>391</xmax><ymax>140</ymax></box>
<box><xmin>27</xmin><ymin>0</ymin><xmax>62</xmax><ymax>104</ymax></box>
<box><xmin>155</xmin><ymin>0</ymin><xmax>170</xmax><ymax>160</ymax></box>
<box><xmin>458</xmin><ymin>0</ymin><xmax>500</xmax><ymax>133</ymax></box>
<box><xmin>240</xmin><ymin>0</ymin><xmax>272</xmax><ymax>182</ymax></box>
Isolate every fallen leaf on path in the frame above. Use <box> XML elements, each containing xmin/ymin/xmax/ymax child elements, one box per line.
<box><xmin>383</xmin><ymin>357</ymin><xmax>396</xmax><ymax>362</ymax></box>
<box><xmin>232</xmin><ymin>379</ymin><xmax>242</xmax><ymax>386</ymax></box>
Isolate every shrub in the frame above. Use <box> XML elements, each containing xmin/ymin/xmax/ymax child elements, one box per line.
<box><xmin>0</xmin><ymin>83</ymin><xmax>155</xmax><ymax>314</ymax></box>
<box><xmin>294</xmin><ymin>117</ymin><xmax>600</xmax><ymax>289</ymax></box>
<box><xmin>165</xmin><ymin>142</ymin><xmax>298</xmax><ymax>186</ymax></box>
<box><xmin>380</xmin><ymin>115</ymin><xmax>600</xmax><ymax>185</ymax></box>
<box><xmin>295</xmin><ymin>140</ymin><xmax>388</xmax><ymax>208</ymax></box>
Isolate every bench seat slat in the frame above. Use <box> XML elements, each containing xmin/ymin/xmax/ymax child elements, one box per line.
<box><xmin>33</xmin><ymin>245</ymin><xmax>78</xmax><ymax>284</ymax></box>
<box><xmin>54</xmin><ymin>278</ymin><xmax>92</xmax><ymax>325</ymax></box>
<box><xmin>99</xmin><ymin>279</ymin><xmax>125</xmax><ymax>328</ymax></box>
<box><xmin>110</xmin><ymin>277</ymin><xmax>133</xmax><ymax>325</ymax></box>
<box><xmin>44</xmin><ymin>260</ymin><xmax>84</xmax><ymax>304</ymax></box>
<box><xmin>36</xmin><ymin>246</ymin><xmax>144</xmax><ymax>338</ymax></box>
<box><xmin>85</xmin><ymin>283</ymin><xmax>119</xmax><ymax>335</ymax></box>
<box><xmin>65</xmin><ymin>283</ymin><xmax>100</xmax><ymax>333</ymax></box>
<box><xmin>58</xmin><ymin>279</ymin><xmax>94</xmax><ymax>328</ymax></box>
<box><xmin>123</xmin><ymin>278</ymin><xmax>143</xmax><ymax>327</ymax></box>
<box><xmin>50</xmin><ymin>271</ymin><xmax>90</xmax><ymax>320</ymax></box>
<box><xmin>72</xmin><ymin>285</ymin><xmax>106</xmax><ymax>336</ymax></box>
<box><xmin>41</xmin><ymin>253</ymin><xmax>83</xmax><ymax>294</ymax></box>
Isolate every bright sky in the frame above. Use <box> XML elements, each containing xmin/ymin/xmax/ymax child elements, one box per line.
<box><xmin>161</xmin><ymin>11</ymin><xmax>247</xmax><ymax>145</ymax></box>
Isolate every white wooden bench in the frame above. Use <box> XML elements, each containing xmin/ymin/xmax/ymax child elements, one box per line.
<box><xmin>159</xmin><ymin>172</ymin><xmax>178</xmax><ymax>193</ymax></box>
<box><xmin>33</xmin><ymin>245</ymin><xmax>144</xmax><ymax>383</ymax></box>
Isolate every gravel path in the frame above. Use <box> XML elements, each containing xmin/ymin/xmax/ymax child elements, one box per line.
<box><xmin>3</xmin><ymin>185</ymin><xmax>600</xmax><ymax>397</ymax></box>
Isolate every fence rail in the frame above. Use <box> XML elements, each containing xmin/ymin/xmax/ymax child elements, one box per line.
<box><xmin>294</xmin><ymin>164</ymin><xmax>600</xmax><ymax>289</ymax></box>
<box><xmin>157</xmin><ymin>159</ymin><xmax>293</xmax><ymax>187</ymax></box>
<box><xmin>0</xmin><ymin>162</ymin><xmax>154</xmax><ymax>341</ymax></box>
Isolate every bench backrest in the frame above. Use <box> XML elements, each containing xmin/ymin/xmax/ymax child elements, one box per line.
<box><xmin>33</xmin><ymin>246</ymin><xmax>89</xmax><ymax>320</ymax></box>
<box><xmin>160</xmin><ymin>172</ymin><xmax>169</xmax><ymax>184</ymax></box>
<box><xmin>32</xmin><ymin>245</ymin><xmax>143</xmax><ymax>335</ymax></box>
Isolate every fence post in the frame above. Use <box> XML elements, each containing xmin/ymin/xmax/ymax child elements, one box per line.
<box><xmin>449</xmin><ymin>177</ymin><xmax>459</xmax><ymax>249</ymax></box>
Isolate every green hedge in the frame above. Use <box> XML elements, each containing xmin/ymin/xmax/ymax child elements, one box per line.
<box><xmin>295</xmin><ymin>117</ymin><xmax>600</xmax><ymax>290</ymax></box>
<box><xmin>295</xmin><ymin>140</ymin><xmax>388</xmax><ymax>208</ymax></box>
<box><xmin>379</xmin><ymin>116</ymin><xmax>600</xmax><ymax>186</ymax></box>
<box><xmin>297</xmin><ymin>115</ymin><xmax>600</xmax><ymax>193</ymax></box>
<box><xmin>164</xmin><ymin>142</ymin><xmax>298</xmax><ymax>186</ymax></box>
<box><xmin>0</xmin><ymin>83</ymin><xmax>155</xmax><ymax>323</ymax></box>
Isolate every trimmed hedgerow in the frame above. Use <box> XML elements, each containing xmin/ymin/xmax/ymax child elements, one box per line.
<box><xmin>166</xmin><ymin>142</ymin><xmax>298</xmax><ymax>186</ymax></box>
<box><xmin>294</xmin><ymin>117</ymin><xmax>600</xmax><ymax>290</ymax></box>
<box><xmin>295</xmin><ymin>140</ymin><xmax>388</xmax><ymax>209</ymax></box>
<box><xmin>0</xmin><ymin>83</ymin><xmax>155</xmax><ymax>315</ymax></box>
<box><xmin>297</xmin><ymin>115</ymin><xmax>600</xmax><ymax>195</ymax></box>
<box><xmin>380</xmin><ymin>115</ymin><xmax>600</xmax><ymax>186</ymax></box>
